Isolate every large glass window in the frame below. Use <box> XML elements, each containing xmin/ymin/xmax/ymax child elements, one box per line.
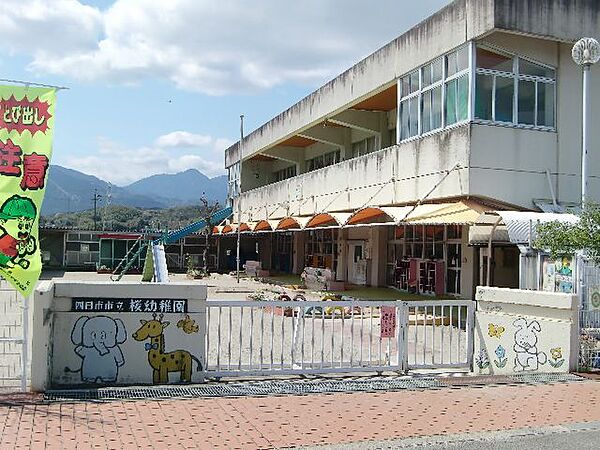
<box><xmin>475</xmin><ymin>46</ymin><xmax>556</xmax><ymax>129</ymax></box>
<box><xmin>537</xmin><ymin>80</ymin><xmax>555</xmax><ymax>128</ymax></box>
<box><xmin>475</xmin><ymin>74</ymin><xmax>493</xmax><ymax>121</ymax></box>
<box><xmin>399</xmin><ymin>45</ymin><xmax>470</xmax><ymax>141</ymax></box>
<box><xmin>495</xmin><ymin>76</ymin><xmax>514</xmax><ymax>123</ymax></box>
<box><xmin>445</xmin><ymin>74</ymin><xmax>469</xmax><ymax>125</ymax></box>
<box><xmin>518</xmin><ymin>80</ymin><xmax>536</xmax><ymax>125</ymax></box>
<box><xmin>227</xmin><ymin>162</ymin><xmax>240</xmax><ymax>198</ymax></box>
<box><xmin>421</xmin><ymin>85</ymin><xmax>442</xmax><ymax>133</ymax></box>
<box><xmin>400</xmin><ymin>95</ymin><xmax>419</xmax><ymax>139</ymax></box>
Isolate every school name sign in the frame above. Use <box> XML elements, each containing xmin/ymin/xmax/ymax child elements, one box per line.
<box><xmin>0</xmin><ymin>85</ymin><xmax>56</xmax><ymax>296</ymax></box>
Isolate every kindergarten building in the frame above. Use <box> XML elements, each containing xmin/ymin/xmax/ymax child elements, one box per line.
<box><xmin>216</xmin><ymin>0</ymin><xmax>600</xmax><ymax>298</ymax></box>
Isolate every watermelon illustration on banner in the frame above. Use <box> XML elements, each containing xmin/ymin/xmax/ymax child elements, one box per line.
<box><xmin>0</xmin><ymin>85</ymin><xmax>56</xmax><ymax>297</ymax></box>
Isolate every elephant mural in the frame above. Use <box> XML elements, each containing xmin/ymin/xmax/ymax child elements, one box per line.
<box><xmin>66</xmin><ymin>315</ymin><xmax>127</xmax><ymax>383</ymax></box>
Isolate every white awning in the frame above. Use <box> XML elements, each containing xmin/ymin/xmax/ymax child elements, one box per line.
<box><xmin>470</xmin><ymin>211</ymin><xmax>579</xmax><ymax>245</ymax></box>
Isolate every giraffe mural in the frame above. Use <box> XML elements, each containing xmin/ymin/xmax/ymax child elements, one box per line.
<box><xmin>132</xmin><ymin>313</ymin><xmax>202</xmax><ymax>384</ymax></box>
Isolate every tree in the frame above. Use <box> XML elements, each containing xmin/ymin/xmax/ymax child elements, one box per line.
<box><xmin>535</xmin><ymin>203</ymin><xmax>600</xmax><ymax>264</ymax></box>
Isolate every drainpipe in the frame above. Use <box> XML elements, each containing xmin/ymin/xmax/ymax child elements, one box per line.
<box><xmin>487</xmin><ymin>216</ymin><xmax>502</xmax><ymax>286</ymax></box>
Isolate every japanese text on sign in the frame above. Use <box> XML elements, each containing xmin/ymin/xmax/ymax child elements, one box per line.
<box><xmin>0</xmin><ymin>95</ymin><xmax>51</xmax><ymax>135</ymax></box>
<box><xmin>71</xmin><ymin>298</ymin><xmax>188</xmax><ymax>313</ymax></box>
<box><xmin>380</xmin><ymin>306</ymin><xmax>397</xmax><ymax>338</ymax></box>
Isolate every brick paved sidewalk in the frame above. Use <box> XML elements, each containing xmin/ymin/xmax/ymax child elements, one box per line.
<box><xmin>1</xmin><ymin>380</ymin><xmax>600</xmax><ymax>449</ymax></box>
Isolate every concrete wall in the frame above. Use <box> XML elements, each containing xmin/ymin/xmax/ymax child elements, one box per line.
<box><xmin>469</xmin><ymin>125</ymin><xmax>558</xmax><ymax>208</ymax></box>
<box><xmin>31</xmin><ymin>281</ymin><xmax>207</xmax><ymax>391</ymax></box>
<box><xmin>226</xmin><ymin>0</ymin><xmax>600</xmax><ymax>168</ymax></box>
<box><xmin>493</xmin><ymin>0</ymin><xmax>600</xmax><ymax>43</ymax></box>
<box><xmin>476</xmin><ymin>32</ymin><xmax>600</xmax><ymax>207</ymax></box>
<box><xmin>474</xmin><ymin>287</ymin><xmax>578</xmax><ymax>375</ymax></box>
<box><xmin>235</xmin><ymin>126</ymin><xmax>470</xmax><ymax>222</ymax></box>
<box><xmin>226</xmin><ymin>0</ymin><xmax>487</xmax><ymax>168</ymax></box>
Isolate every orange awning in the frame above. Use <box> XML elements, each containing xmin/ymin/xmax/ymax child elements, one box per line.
<box><xmin>305</xmin><ymin>212</ymin><xmax>352</xmax><ymax>229</ymax></box>
<box><xmin>275</xmin><ymin>216</ymin><xmax>312</xmax><ymax>230</ymax></box>
<box><xmin>346</xmin><ymin>206</ymin><xmax>413</xmax><ymax>226</ymax></box>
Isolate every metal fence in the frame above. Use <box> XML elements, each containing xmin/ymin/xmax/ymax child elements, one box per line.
<box><xmin>205</xmin><ymin>299</ymin><xmax>474</xmax><ymax>378</ymax></box>
<box><xmin>580</xmin><ymin>261</ymin><xmax>600</xmax><ymax>310</ymax></box>
<box><xmin>0</xmin><ymin>281</ymin><xmax>29</xmax><ymax>392</ymax></box>
<box><xmin>406</xmin><ymin>301</ymin><xmax>473</xmax><ymax>369</ymax></box>
<box><xmin>579</xmin><ymin>308</ymin><xmax>600</xmax><ymax>372</ymax></box>
<box><xmin>578</xmin><ymin>261</ymin><xmax>600</xmax><ymax>371</ymax></box>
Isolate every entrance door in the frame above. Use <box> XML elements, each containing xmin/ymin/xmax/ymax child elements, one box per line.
<box><xmin>348</xmin><ymin>242</ymin><xmax>367</xmax><ymax>285</ymax></box>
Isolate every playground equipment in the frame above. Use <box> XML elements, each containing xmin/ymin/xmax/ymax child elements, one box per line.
<box><xmin>111</xmin><ymin>206</ymin><xmax>232</xmax><ymax>282</ymax></box>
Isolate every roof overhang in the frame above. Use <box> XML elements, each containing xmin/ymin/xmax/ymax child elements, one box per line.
<box><xmin>469</xmin><ymin>211</ymin><xmax>580</xmax><ymax>245</ymax></box>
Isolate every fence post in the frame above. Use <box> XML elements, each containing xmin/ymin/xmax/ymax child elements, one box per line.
<box><xmin>400</xmin><ymin>302</ymin><xmax>409</xmax><ymax>372</ymax></box>
<box><xmin>466</xmin><ymin>302</ymin><xmax>475</xmax><ymax>371</ymax></box>
<box><xmin>20</xmin><ymin>294</ymin><xmax>29</xmax><ymax>392</ymax></box>
<box><xmin>198</xmin><ymin>298</ymin><xmax>207</xmax><ymax>383</ymax></box>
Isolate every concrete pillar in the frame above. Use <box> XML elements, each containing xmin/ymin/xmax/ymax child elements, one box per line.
<box><xmin>292</xmin><ymin>232</ymin><xmax>306</xmax><ymax>274</ymax></box>
<box><xmin>259</xmin><ymin>235</ymin><xmax>272</xmax><ymax>270</ymax></box>
<box><xmin>337</xmin><ymin>228</ymin><xmax>348</xmax><ymax>282</ymax></box>
<box><xmin>369</xmin><ymin>226</ymin><xmax>388</xmax><ymax>287</ymax></box>
<box><xmin>342</xmin><ymin>128</ymin><xmax>352</xmax><ymax>160</ymax></box>
<box><xmin>460</xmin><ymin>226</ymin><xmax>476</xmax><ymax>299</ymax></box>
<box><xmin>379</xmin><ymin>112</ymin><xmax>390</xmax><ymax>149</ymax></box>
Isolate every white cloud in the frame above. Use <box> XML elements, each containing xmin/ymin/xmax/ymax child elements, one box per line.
<box><xmin>0</xmin><ymin>0</ymin><xmax>449</xmax><ymax>95</ymax></box>
<box><xmin>155</xmin><ymin>131</ymin><xmax>213</xmax><ymax>148</ymax></box>
<box><xmin>64</xmin><ymin>131</ymin><xmax>229</xmax><ymax>185</ymax></box>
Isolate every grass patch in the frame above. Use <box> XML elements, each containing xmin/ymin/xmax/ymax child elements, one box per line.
<box><xmin>262</xmin><ymin>274</ymin><xmax>303</xmax><ymax>286</ymax></box>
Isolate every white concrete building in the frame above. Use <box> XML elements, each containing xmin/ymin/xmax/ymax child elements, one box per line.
<box><xmin>218</xmin><ymin>0</ymin><xmax>600</xmax><ymax>299</ymax></box>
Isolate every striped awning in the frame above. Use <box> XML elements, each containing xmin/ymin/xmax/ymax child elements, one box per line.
<box><xmin>403</xmin><ymin>200</ymin><xmax>492</xmax><ymax>225</ymax></box>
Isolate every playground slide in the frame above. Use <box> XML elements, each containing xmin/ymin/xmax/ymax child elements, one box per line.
<box><xmin>154</xmin><ymin>206</ymin><xmax>233</xmax><ymax>245</ymax></box>
<box><xmin>115</xmin><ymin>206</ymin><xmax>233</xmax><ymax>282</ymax></box>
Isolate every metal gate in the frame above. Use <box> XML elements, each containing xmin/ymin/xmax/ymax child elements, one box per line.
<box><xmin>204</xmin><ymin>299</ymin><xmax>474</xmax><ymax>378</ymax></box>
<box><xmin>0</xmin><ymin>281</ymin><xmax>29</xmax><ymax>392</ymax></box>
<box><xmin>579</xmin><ymin>261</ymin><xmax>600</xmax><ymax>371</ymax></box>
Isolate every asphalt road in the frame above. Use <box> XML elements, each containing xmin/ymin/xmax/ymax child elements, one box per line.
<box><xmin>307</xmin><ymin>421</ymin><xmax>600</xmax><ymax>449</ymax></box>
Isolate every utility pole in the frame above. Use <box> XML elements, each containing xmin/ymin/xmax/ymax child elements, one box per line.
<box><xmin>92</xmin><ymin>188</ymin><xmax>102</xmax><ymax>231</ymax></box>
<box><xmin>236</xmin><ymin>115</ymin><xmax>244</xmax><ymax>283</ymax></box>
<box><xmin>572</xmin><ymin>37</ymin><xmax>600</xmax><ymax>206</ymax></box>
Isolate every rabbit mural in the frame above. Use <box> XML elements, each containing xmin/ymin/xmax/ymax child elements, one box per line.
<box><xmin>66</xmin><ymin>316</ymin><xmax>127</xmax><ymax>383</ymax></box>
<box><xmin>512</xmin><ymin>318</ymin><xmax>547</xmax><ymax>372</ymax></box>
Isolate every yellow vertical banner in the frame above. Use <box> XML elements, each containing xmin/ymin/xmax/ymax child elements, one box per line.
<box><xmin>0</xmin><ymin>85</ymin><xmax>56</xmax><ymax>297</ymax></box>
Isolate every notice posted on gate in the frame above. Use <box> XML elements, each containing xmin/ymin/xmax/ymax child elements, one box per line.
<box><xmin>380</xmin><ymin>306</ymin><xmax>397</xmax><ymax>338</ymax></box>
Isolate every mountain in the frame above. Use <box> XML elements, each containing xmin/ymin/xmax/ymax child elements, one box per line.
<box><xmin>42</xmin><ymin>166</ymin><xmax>227</xmax><ymax>215</ymax></box>
<box><xmin>125</xmin><ymin>169</ymin><xmax>228</xmax><ymax>205</ymax></box>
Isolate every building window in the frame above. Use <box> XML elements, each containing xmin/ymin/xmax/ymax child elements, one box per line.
<box><xmin>273</xmin><ymin>165</ymin><xmax>296</xmax><ymax>182</ymax></box>
<box><xmin>399</xmin><ymin>45</ymin><xmax>470</xmax><ymax>141</ymax></box>
<box><xmin>475</xmin><ymin>46</ymin><xmax>556</xmax><ymax>129</ymax></box>
<box><xmin>352</xmin><ymin>136</ymin><xmax>379</xmax><ymax>157</ymax></box>
<box><xmin>388</xmin><ymin>224</ymin><xmax>463</xmax><ymax>295</ymax></box>
<box><xmin>306</xmin><ymin>149</ymin><xmax>341</xmax><ymax>172</ymax></box>
<box><xmin>445</xmin><ymin>74</ymin><xmax>469</xmax><ymax>125</ymax></box>
<box><xmin>227</xmin><ymin>162</ymin><xmax>240</xmax><ymax>198</ymax></box>
<box><xmin>305</xmin><ymin>229</ymin><xmax>338</xmax><ymax>272</ymax></box>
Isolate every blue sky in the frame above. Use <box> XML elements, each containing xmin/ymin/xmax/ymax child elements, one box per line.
<box><xmin>0</xmin><ymin>0</ymin><xmax>448</xmax><ymax>185</ymax></box>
